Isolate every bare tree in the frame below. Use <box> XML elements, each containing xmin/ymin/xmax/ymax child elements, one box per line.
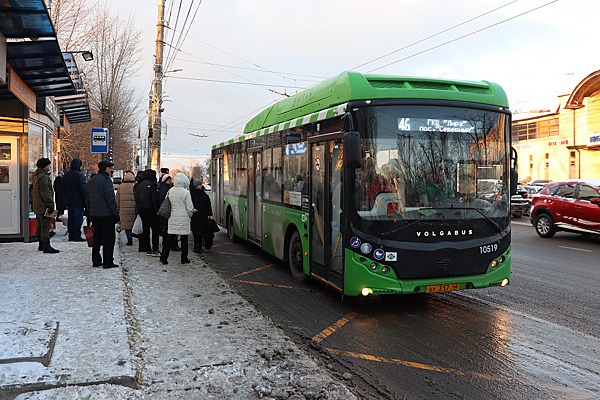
<box><xmin>48</xmin><ymin>1</ymin><xmax>144</xmax><ymax>171</ymax></box>
<box><xmin>86</xmin><ymin>6</ymin><xmax>143</xmax><ymax>168</ymax></box>
<box><xmin>45</xmin><ymin>0</ymin><xmax>95</xmax><ymax>50</ymax></box>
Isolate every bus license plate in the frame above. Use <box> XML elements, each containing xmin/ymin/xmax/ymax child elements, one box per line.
<box><xmin>425</xmin><ymin>283</ymin><xmax>461</xmax><ymax>293</ymax></box>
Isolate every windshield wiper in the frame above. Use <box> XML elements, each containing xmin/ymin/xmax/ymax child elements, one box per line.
<box><xmin>380</xmin><ymin>220</ymin><xmax>422</xmax><ymax>238</ymax></box>
<box><xmin>419</xmin><ymin>206</ymin><xmax>505</xmax><ymax>235</ymax></box>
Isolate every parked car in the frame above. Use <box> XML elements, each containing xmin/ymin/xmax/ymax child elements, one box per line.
<box><xmin>525</xmin><ymin>179</ymin><xmax>550</xmax><ymax>194</ymax></box>
<box><xmin>477</xmin><ymin>179</ymin><xmax>502</xmax><ymax>202</ymax></box>
<box><xmin>511</xmin><ymin>184</ymin><xmax>530</xmax><ymax>218</ymax></box>
<box><xmin>530</xmin><ymin>179</ymin><xmax>600</xmax><ymax>237</ymax></box>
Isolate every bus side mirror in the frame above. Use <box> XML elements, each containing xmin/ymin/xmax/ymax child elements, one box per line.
<box><xmin>510</xmin><ymin>168</ymin><xmax>518</xmax><ymax>196</ymax></box>
<box><xmin>344</xmin><ymin>131</ymin><xmax>362</xmax><ymax>169</ymax></box>
<box><xmin>510</xmin><ymin>146</ymin><xmax>518</xmax><ymax>196</ymax></box>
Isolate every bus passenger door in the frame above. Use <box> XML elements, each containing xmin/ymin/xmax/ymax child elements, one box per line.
<box><xmin>310</xmin><ymin>137</ymin><xmax>343</xmax><ymax>287</ymax></box>
<box><xmin>247</xmin><ymin>150</ymin><xmax>262</xmax><ymax>244</ymax></box>
<box><xmin>215</xmin><ymin>156</ymin><xmax>224</xmax><ymax>225</ymax></box>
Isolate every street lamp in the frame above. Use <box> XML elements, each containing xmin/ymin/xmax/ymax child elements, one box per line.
<box><xmin>64</xmin><ymin>50</ymin><xmax>94</xmax><ymax>61</ymax></box>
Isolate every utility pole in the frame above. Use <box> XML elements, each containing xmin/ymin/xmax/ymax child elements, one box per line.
<box><xmin>148</xmin><ymin>0</ymin><xmax>165</xmax><ymax>171</ymax></box>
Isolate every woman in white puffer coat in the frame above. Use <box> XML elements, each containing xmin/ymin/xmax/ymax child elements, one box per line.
<box><xmin>160</xmin><ymin>173</ymin><xmax>195</xmax><ymax>265</ymax></box>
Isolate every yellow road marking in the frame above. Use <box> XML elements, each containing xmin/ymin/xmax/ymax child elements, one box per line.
<box><xmin>310</xmin><ymin>273</ymin><xmax>342</xmax><ymax>292</ymax></box>
<box><xmin>229</xmin><ymin>279</ymin><xmax>300</xmax><ymax>290</ymax></box>
<box><xmin>312</xmin><ymin>312</ymin><xmax>358</xmax><ymax>343</ymax></box>
<box><xmin>228</xmin><ymin>264</ymin><xmax>274</xmax><ymax>280</ymax></box>
<box><xmin>208</xmin><ymin>251</ymin><xmax>253</xmax><ymax>256</ymax></box>
<box><xmin>326</xmin><ymin>348</ymin><xmax>506</xmax><ymax>381</ymax></box>
<box><xmin>209</xmin><ymin>242</ymin><xmax>229</xmax><ymax>248</ymax></box>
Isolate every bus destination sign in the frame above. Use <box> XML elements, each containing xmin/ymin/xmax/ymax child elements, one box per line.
<box><xmin>397</xmin><ymin>118</ymin><xmax>475</xmax><ymax>133</ymax></box>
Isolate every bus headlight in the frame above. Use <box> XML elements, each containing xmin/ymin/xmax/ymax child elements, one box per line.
<box><xmin>361</xmin><ymin>287</ymin><xmax>372</xmax><ymax>296</ymax></box>
<box><xmin>500</xmin><ymin>278</ymin><xmax>509</xmax><ymax>287</ymax></box>
<box><xmin>491</xmin><ymin>260</ymin><xmax>499</xmax><ymax>268</ymax></box>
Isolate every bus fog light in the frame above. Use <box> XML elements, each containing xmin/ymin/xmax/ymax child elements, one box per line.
<box><xmin>361</xmin><ymin>288</ymin><xmax>371</xmax><ymax>296</ymax></box>
<box><xmin>381</xmin><ymin>266</ymin><xmax>389</xmax><ymax>274</ymax></box>
<box><xmin>500</xmin><ymin>278</ymin><xmax>509</xmax><ymax>287</ymax></box>
<box><xmin>369</xmin><ymin>262</ymin><xmax>378</xmax><ymax>270</ymax></box>
<box><xmin>491</xmin><ymin>260</ymin><xmax>499</xmax><ymax>268</ymax></box>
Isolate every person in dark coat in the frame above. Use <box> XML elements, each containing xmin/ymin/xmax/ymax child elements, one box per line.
<box><xmin>86</xmin><ymin>160</ymin><xmax>120</xmax><ymax>269</ymax></box>
<box><xmin>190</xmin><ymin>178</ymin><xmax>212</xmax><ymax>254</ymax></box>
<box><xmin>53</xmin><ymin>172</ymin><xmax>66</xmax><ymax>219</ymax></box>
<box><xmin>63</xmin><ymin>158</ymin><xmax>87</xmax><ymax>241</ymax></box>
<box><xmin>135</xmin><ymin>170</ymin><xmax>144</xmax><ymax>185</ymax></box>
<box><xmin>32</xmin><ymin>158</ymin><xmax>59</xmax><ymax>253</ymax></box>
<box><xmin>134</xmin><ymin>169</ymin><xmax>161</xmax><ymax>256</ymax></box>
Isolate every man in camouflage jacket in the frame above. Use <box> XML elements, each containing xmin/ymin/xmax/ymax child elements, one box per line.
<box><xmin>32</xmin><ymin>158</ymin><xmax>59</xmax><ymax>253</ymax></box>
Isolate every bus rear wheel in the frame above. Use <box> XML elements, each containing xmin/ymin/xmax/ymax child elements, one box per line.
<box><xmin>288</xmin><ymin>231</ymin><xmax>307</xmax><ymax>282</ymax></box>
<box><xmin>227</xmin><ymin>213</ymin><xmax>237</xmax><ymax>242</ymax></box>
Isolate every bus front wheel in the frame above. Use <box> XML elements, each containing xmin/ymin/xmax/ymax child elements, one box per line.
<box><xmin>227</xmin><ymin>213</ymin><xmax>237</xmax><ymax>242</ymax></box>
<box><xmin>288</xmin><ymin>231</ymin><xmax>307</xmax><ymax>282</ymax></box>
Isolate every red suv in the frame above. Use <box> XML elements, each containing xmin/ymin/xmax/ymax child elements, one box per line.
<box><xmin>530</xmin><ymin>179</ymin><xmax>600</xmax><ymax>238</ymax></box>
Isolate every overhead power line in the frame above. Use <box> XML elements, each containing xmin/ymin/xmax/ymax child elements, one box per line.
<box><xmin>367</xmin><ymin>0</ymin><xmax>558</xmax><ymax>73</ymax></box>
<box><xmin>351</xmin><ymin>0</ymin><xmax>519</xmax><ymax>71</ymax></box>
<box><xmin>168</xmin><ymin>76</ymin><xmax>306</xmax><ymax>89</ymax></box>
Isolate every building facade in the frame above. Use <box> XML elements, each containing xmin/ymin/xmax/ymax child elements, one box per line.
<box><xmin>512</xmin><ymin>70</ymin><xmax>600</xmax><ymax>183</ymax></box>
<box><xmin>0</xmin><ymin>2</ymin><xmax>90</xmax><ymax>241</ymax></box>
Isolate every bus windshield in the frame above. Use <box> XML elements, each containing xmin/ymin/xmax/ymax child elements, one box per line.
<box><xmin>353</xmin><ymin>104</ymin><xmax>510</xmax><ymax>234</ymax></box>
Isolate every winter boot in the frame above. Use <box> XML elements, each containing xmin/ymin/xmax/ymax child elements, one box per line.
<box><xmin>42</xmin><ymin>240</ymin><xmax>60</xmax><ymax>254</ymax></box>
<box><xmin>38</xmin><ymin>240</ymin><xmax>43</xmax><ymax>251</ymax></box>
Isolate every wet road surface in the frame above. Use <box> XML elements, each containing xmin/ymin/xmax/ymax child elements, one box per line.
<box><xmin>204</xmin><ymin>222</ymin><xmax>600</xmax><ymax>399</ymax></box>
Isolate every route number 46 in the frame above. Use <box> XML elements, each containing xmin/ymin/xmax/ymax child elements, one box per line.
<box><xmin>398</xmin><ymin>118</ymin><xmax>411</xmax><ymax>131</ymax></box>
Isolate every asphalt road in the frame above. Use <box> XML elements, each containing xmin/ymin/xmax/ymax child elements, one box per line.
<box><xmin>204</xmin><ymin>221</ymin><xmax>600</xmax><ymax>399</ymax></box>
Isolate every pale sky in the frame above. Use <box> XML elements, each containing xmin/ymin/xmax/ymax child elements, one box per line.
<box><xmin>107</xmin><ymin>0</ymin><xmax>600</xmax><ymax>167</ymax></box>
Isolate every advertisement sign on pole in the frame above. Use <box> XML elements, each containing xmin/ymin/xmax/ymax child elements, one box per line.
<box><xmin>91</xmin><ymin>128</ymin><xmax>109</xmax><ymax>153</ymax></box>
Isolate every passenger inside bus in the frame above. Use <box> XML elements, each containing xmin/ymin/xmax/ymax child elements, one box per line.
<box><xmin>263</xmin><ymin>173</ymin><xmax>281</xmax><ymax>201</ymax></box>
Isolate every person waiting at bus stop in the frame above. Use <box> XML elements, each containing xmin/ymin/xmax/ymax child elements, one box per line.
<box><xmin>190</xmin><ymin>178</ymin><xmax>212</xmax><ymax>254</ymax></box>
<box><xmin>159</xmin><ymin>173</ymin><xmax>195</xmax><ymax>265</ymax></box>
<box><xmin>86</xmin><ymin>160</ymin><xmax>120</xmax><ymax>268</ymax></box>
<box><xmin>32</xmin><ymin>158</ymin><xmax>60</xmax><ymax>254</ymax></box>
<box><xmin>134</xmin><ymin>169</ymin><xmax>161</xmax><ymax>256</ymax></box>
<box><xmin>63</xmin><ymin>158</ymin><xmax>87</xmax><ymax>241</ymax></box>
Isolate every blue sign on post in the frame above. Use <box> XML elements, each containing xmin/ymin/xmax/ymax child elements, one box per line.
<box><xmin>91</xmin><ymin>128</ymin><xmax>109</xmax><ymax>153</ymax></box>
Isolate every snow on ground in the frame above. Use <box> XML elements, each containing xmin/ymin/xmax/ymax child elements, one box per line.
<box><xmin>1</xmin><ymin>221</ymin><xmax>355</xmax><ymax>399</ymax></box>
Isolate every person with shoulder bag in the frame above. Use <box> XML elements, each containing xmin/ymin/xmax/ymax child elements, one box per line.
<box><xmin>160</xmin><ymin>173</ymin><xmax>195</xmax><ymax>265</ymax></box>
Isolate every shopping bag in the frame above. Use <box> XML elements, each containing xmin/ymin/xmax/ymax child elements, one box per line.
<box><xmin>132</xmin><ymin>214</ymin><xmax>143</xmax><ymax>236</ymax></box>
<box><xmin>83</xmin><ymin>226</ymin><xmax>94</xmax><ymax>248</ymax></box>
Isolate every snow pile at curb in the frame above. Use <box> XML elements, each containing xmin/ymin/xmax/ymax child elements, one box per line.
<box><xmin>3</xmin><ymin>228</ymin><xmax>355</xmax><ymax>399</ymax></box>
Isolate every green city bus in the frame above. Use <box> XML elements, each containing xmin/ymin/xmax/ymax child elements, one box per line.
<box><xmin>211</xmin><ymin>71</ymin><xmax>513</xmax><ymax>296</ymax></box>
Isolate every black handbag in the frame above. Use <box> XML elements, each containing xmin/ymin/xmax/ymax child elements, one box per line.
<box><xmin>158</xmin><ymin>191</ymin><xmax>171</xmax><ymax>218</ymax></box>
<box><xmin>209</xmin><ymin>218</ymin><xmax>220</xmax><ymax>233</ymax></box>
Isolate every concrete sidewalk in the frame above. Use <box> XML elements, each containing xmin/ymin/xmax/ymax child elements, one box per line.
<box><xmin>0</xmin><ymin>222</ymin><xmax>355</xmax><ymax>399</ymax></box>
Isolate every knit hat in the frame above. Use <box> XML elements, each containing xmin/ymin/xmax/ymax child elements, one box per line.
<box><xmin>36</xmin><ymin>158</ymin><xmax>51</xmax><ymax>168</ymax></box>
<box><xmin>192</xmin><ymin>179</ymin><xmax>203</xmax><ymax>188</ymax></box>
<box><xmin>98</xmin><ymin>160</ymin><xmax>114</xmax><ymax>172</ymax></box>
<box><xmin>161</xmin><ymin>174</ymin><xmax>172</xmax><ymax>183</ymax></box>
